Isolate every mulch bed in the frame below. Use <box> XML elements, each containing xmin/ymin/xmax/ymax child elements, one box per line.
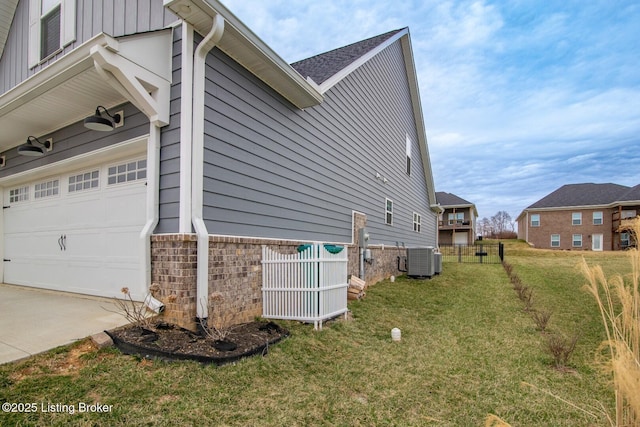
<box><xmin>106</xmin><ymin>320</ymin><xmax>288</xmax><ymax>365</ymax></box>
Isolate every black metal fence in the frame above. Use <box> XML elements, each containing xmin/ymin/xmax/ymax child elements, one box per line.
<box><xmin>439</xmin><ymin>242</ymin><xmax>504</xmax><ymax>264</ymax></box>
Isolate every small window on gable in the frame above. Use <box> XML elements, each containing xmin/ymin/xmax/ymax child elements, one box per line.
<box><xmin>531</xmin><ymin>214</ymin><xmax>540</xmax><ymax>227</ymax></box>
<box><xmin>405</xmin><ymin>134</ymin><xmax>412</xmax><ymax>176</ymax></box>
<box><xmin>29</xmin><ymin>0</ymin><xmax>76</xmax><ymax>67</ymax></box>
<box><xmin>385</xmin><ymin>198</ymin><xmax>393</xmax><ymax>225</ymax></box>
<box><xmin>593</xmin><ymin>212</ymin><xmax>603</xmax><ymax>225</ymax></box>
<box><xmin>40</xmin><ymin>3</ymin><xmax>61</xmax><ymax>59</ymax></box>
<box><xmin>413</xmin><ymin>212</ymin><xmax>421</xmax><ymax>232</ymax></box>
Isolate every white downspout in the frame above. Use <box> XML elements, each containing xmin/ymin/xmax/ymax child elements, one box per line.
<box><xmin>192</xmin><ymin>15</ymin><xmax>225</xmax><ymax>321</ymax></box>
<box><xmin>179</xmin><ymin>22</ymin><xmax>194</xmax><ymax>233</ymax></box>
<box><xmin>140</xmin><ymin>123</ymin><xmax>161</xmax><ymax>299</ymax></box>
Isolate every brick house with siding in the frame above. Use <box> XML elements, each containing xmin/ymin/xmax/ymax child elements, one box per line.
<box><xmin>517</xmin><ymin>183</ymin><xmax>640</xmax><ymax>251</ymax></box>
<box><xmin>0</xmin><ymin>0</ymin><xmax>439</xmax><ymax>330</ymax></box>
<box><xmin>436</xmin><ymin>192</ymin><xmax>478</xmax><ymax>245</ymax></box>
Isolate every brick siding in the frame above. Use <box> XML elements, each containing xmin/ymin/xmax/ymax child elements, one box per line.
<box><xmin>151</xmin><ymin>212</ymin><xmax>409</xmax><ymax>330</ymax></box>
<box><xmin>522</xmin><ymin>208</ymin><xmax>613</xmax><ymax>250</ymax></box>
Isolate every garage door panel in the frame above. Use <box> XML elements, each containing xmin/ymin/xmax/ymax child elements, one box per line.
<box><xmin>3</xmin><ymin>154</ymin><xmax>147</xmax><ymax>299</ymax></box>
<box><xmin>104</xmin><ymin>185</ymin><xmax>146</xmax><ymax>227</ymax></box>
<box><xmin>4</xmin><ymin>259</ymin><xmax>69</xmax><ymax>292</ymax></box>
<box><xmin>5</xmin><ymin>231</ymin><xmax>63</xmax><ymax>258</ymax></box>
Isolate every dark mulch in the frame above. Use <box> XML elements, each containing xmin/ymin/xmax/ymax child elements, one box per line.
<box><xmin>106</xmin><ymin>320</ymin><xmax>289</xmax><ymax>365</ymax></box>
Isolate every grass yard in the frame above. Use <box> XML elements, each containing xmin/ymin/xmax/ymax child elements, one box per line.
<box><xmin>0</xmin><ymin>240</ymin><xmax>629</xmax><ymax>426</ymax></box>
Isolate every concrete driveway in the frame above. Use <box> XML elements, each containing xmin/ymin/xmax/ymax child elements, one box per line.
<box><xmin>0</xmin><ymin>284</ymin><xmax>130</xmax><ymax>364</ymax></box>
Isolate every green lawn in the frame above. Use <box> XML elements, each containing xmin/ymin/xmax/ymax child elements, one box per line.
<box><xmin>0</xmin><ymin>241</ymin><xmax>628</xmax><ymax>426</ymax></box>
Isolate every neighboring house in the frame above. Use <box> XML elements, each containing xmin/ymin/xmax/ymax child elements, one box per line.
<box><xmin>435</xmin><ymin>192</ymin><xmax>478</xmax><ymax>245</ymax></box>
<box><xmin>517</xmin><ymin>183</ymin><xmax>640</xmax><ymax>251</ymax></box>
<box><xmin>0</xmin><ymin>0</ymin><xmax>439</xmax><ymax>329</ymax></box>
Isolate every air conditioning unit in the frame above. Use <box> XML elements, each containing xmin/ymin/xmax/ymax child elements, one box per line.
<box><xmin>406</xmin><ymin>247</ymin><xmax>435</xmax><ymax>278</ymax></box>
<box><xmin>434</xmin><ymin>252</ymin><xmax>442</xmax><ymax>275</ymax></box>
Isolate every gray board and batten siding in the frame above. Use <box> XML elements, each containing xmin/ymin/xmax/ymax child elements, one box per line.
<box><xmin>0</xmin><ymin>0</ymin><xmax>176</xmax><ymax>93</ymax></box>
<box><xmin>157</xmin><ymin>27</ymin><xmax>437</xmax><ymax>247</ymax></box>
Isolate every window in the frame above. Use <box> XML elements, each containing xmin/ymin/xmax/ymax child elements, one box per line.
<box><xmin>551</xmin><ymin>234</ymin><xmax>560</xmax><ymax>247</ymax></box>
<box><xmin>593</xmin><ymin>212</ymin><xmax>603</xmax><ymax>225</ymax></box>
<box><xmin>621</xmin><ymin>232</ymin><xmax>630</xmax><ymax>248</ymax></box>
<box><xmin>40</xmin><ymin>3</ymin><xmax>60</xmax><ymax>59</ymax></box>
<box><xmin>572</xmin><ymin>234</ymin><xmax>582</xmax><ymax>247</ymax></box>
<box><xmin>413</xmin><ymin>213</ymin><xmax>421</xmax><ymax>232</ymax></box>
<box><xmin>385</xmin><ymin>199</ymin><xmax>393</xmax><ymax>225</ymax></box>
<box><xmin>530</xmin><ymin>214</ymin><xmax>540</xmax><ymax>227</ymax></box>
<box><xmin>108</xmin><ymin>159</ymin><xmax>147</xmax><ymax>185</ymax></box>
<box><xmin>34</xmin><ymin>179</ymin><xmax>59</xmax><ymax>199</ymax></box>
<box><xmin>405</xmin><ymin>134</ymin><xmax>412</xmax><ymax>176</ymax></box>
<box><xmin>9</xmin><ymin>186</ymin><xmax>29</xmax><ymax>203</ymax></box>
<box><xmin>448</xmin><ymin>212</ymin><xmax>464</xmax><ymax>225</ymax></box>
<box><xmin>69</xmin><ymin>170</ymin><xmax>99</xmax><ymax>193</ymax></box>
<box><xmin>572</xmin><ymin>212</ymin><xmax>582</xmax><ymax>225</ymax></box>
<box><xmin>29</xmin><ymin>0</ymin><xmax>76</xmax><ymax>67</ymax></box>
<box><xmin>622</xmin><ymin>210</ymin><xmax>637</xmax><ymax>219</ymax></box>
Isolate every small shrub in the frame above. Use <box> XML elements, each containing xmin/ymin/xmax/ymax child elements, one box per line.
<box><xmin>502</xmin><ymin>261</ymin><xmax>513</xmax><ymax>277</ymax></box>
<box><xmin>531</xmin><ymin>309</ymin><xmax>552</xmax><ymax>332</ymax></box>
<box><xmin>545</xmin><ymin>332</ymin><xmax>579</xmax><ymax>369</ymax></box>
<box><xmin>112</xmin><ymin>287</ymin><xmax>156</xmax><ymax>331</ymax></box>
<box><xmin>198</xmin><ymin>292</ymin><xmax>236</xmax><ymax>341</ymax></box>
<box><xmin>516</xmin><ymin>284</ymin><xmax>530</xmax><ymax>301</ymax></box>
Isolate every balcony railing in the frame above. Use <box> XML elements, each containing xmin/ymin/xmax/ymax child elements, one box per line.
<box><xmin>439</xmin><ymin>220</ymin><xmax>472</xmax><ymax>230</ymax></box>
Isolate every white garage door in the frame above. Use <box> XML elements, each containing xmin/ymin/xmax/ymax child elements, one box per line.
<box><xmin>454</xmin><ymin>232</ymin><xmax>468</xmax><ymax>245</ymax></box>
<box><xmin>3</xmin><ymin>156</ymin><xmax>147</xmax><ymax>299</ymax></box>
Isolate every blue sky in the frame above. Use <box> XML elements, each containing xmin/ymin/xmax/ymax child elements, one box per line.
<box><xmin>223</xmin><ymin>0</ymin><xmax>640</xmax><ymax>221</ymax></box>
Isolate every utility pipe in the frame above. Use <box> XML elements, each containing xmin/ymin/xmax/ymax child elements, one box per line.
<box><xmin>192</xmin><ymin>15</ymin><xmax>225</xmax><ymax>320</ymax></box>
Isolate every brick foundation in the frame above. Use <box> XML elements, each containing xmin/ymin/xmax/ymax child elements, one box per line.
<box><xmin>151</xmin><ymin>213</ymin><xmax>407</xmax><ymax>330</ymax></box>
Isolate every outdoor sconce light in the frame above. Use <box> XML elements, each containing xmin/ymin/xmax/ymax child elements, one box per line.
<box><xmin>84</xmin><ymin>106</ymin><xmax>122</xmax><ymax>131</ymax></box>
<box><xmin>17</xmin><ymin>136</ymin><xmax>53</xmax><ymax>157</ymax></box>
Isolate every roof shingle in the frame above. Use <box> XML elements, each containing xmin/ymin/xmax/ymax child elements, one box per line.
<box><xmin>290</xmin><ymin>29</ymin><xmax>404</xmax><ymax>85</ymax></box>
<box><xmin>527</xmin><ymin>183</ymin><xmax>632</xmax><ymax>208</ymax></box>
<box><xmin>436</xmin><ymin>192</ymin><xmax>473</xmax><ymax>206</ymax></box>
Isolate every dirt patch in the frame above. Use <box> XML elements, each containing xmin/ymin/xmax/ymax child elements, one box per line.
<box><xmin>9</xmin><ymin>341</ymin><xmax>98</xmax><ymax>382</ymax></box>
<box><xmin>106</xmin><ymin>320</ymin><xmax>288</xmax><ymax>365</ymax></box>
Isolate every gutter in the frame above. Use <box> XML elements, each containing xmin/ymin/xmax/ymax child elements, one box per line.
<box><xmin>192</xmin><ymin>14</ymin><xmax>225</xmax><ymax>320</ymax></box>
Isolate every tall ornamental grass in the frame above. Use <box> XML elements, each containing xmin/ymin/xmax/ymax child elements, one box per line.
<box><xmin>581</xmin><ymin>217</ymin><xmax>640</xmax><ymax>426</ymax></box>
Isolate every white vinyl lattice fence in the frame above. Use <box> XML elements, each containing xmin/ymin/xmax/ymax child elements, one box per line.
<box><xmin>261</xmin><ymin>244</ymin><xmax>348</xmax><ymax>329</ymax></box>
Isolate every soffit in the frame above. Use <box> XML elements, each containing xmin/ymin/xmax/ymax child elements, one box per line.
<box><xmin>0</xmin><ymin>30</ymin><xmax>172</xmax><ymax>153</ymax></box>
<box><xmin>0</xmin><ymin>34</ymin><xmax>127</xmax><ymax>153</ymax></box>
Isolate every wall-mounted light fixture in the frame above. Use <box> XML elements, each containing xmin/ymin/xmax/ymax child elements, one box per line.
<box><xmin>84</xmin><ymin>106</ymin><xmax>122</xmax><ymax>131</ymax></box>
<box><xmin>17</xmin><ymin>136</ymin><xmax>53</xmax><ymax>157</ymax></box>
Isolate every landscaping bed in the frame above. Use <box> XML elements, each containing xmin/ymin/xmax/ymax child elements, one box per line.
<box><xmin>106</xmin><ymin>320</ymin><xmax>288</xmax><ymax>365</ymax></box>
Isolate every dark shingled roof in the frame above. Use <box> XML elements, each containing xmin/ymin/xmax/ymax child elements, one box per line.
<box><xmin>619</xmin><ymin>184</ymin><xmax>640</xmax><ymax>202</ymax></box>
<box><xmin>291</xmin><ymin>29</ymin><xmax>404</xmax><ymax>85</ymax></box>
<box><xmin>527</xmin><ymin>183</ymin><xmax>632</xmax><ymax>208</ymax></box>
<box><xmin>436</xmin><ymin>192</ymin><xmax>473</xmax><ymax>206</ymax></box>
